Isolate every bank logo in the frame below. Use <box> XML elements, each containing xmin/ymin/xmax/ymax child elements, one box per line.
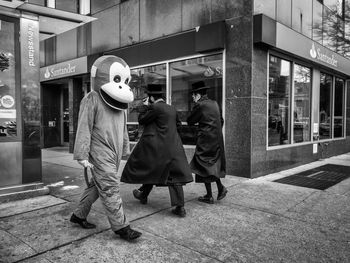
<box><xmin>310</xmin><ymin>43</ymin><xmax>317</xmax><ymax>59</ymax></box>
<box><xmin>309</xmin><ymin>42</ymin><xmax>338</xmax><ymax>67</ymax></box>
<box><xmin>204</xmin><ymin>67</ymin><xmax>215</xmax><ymax>77</ymax></box>
<box><xmin>44</xmin><ymin>67</ymin><xmax>50</xmax><ymax>79</ymax></box>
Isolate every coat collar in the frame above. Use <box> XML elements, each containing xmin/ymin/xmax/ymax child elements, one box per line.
<box><xmin>198</xmin><ymin>94</ymin><xmax>209</xmax><ymax>102</ymax></box>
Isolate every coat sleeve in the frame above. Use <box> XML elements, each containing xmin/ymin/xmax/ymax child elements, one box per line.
<box><xmin>122</xmin><ymin>110</ymin><xmax>131</xmax><ymax>156</ymax></box>
<box><xmin>187</xmin><ymin>103</ymin><xmax>201</xmax><ymax>125</ymax></box>
<box><xmin>73</xmin><ymin>94</ymin><xmax>95</xmax><ymax>160</ymax></box>
<box><xmin>138</xmin><ymin>105</ymin><xmax>158</xmax><ymax>125</ymax></box>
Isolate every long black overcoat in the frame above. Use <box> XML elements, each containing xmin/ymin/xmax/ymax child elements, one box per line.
<box><xmin>187</xmin><ymin>95</ymin><xmax>226</xmax><ymax>181</ymax></box>
<box><xmin>121</xmin><ymin>100</ymin><xmax>193</xmax><ymax>185</ymax></box>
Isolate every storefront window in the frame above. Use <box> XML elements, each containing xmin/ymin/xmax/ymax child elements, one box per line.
<box><xmin>293</xmin><ymin>64</ymin><xmax>311</xmax><ymax>143</ymax></box>
<box><xmin>268</xmin><ymin>55</ymin><xmax>291</xmax><ymax>146</ymax></box>
<box><xmin>0</xmin><ymin>18</ymin><xmax>17</xmax><ymax>138</ymax></box>
<box><xmin>170</xmin><ymin>54</ymin><xmax>223</xmax><ymax>145</ymax></box>
<box><xmin>319</xmin><ymin>73</ymin><xmax>332</xmax><ymax>140</ymax></box>
<box><xmin>334</xmin><ymin>78</ymin><xmax>344</xmax><ymax>138</ymax></box>
<box><xmin>127</xmin><ymin>63</ymin><xmax>166</xmax><ymax>142</ymax></box>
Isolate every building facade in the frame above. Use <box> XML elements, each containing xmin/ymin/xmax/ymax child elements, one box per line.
<box><xmin>38</xmin><ymin>0</ymin><xmax>350</xmax><ymax>178</ymax></box>
<box><xmin>0</xmin><ymin>0</ymin><xmax>93</xmax><ymax>197</ymax></box>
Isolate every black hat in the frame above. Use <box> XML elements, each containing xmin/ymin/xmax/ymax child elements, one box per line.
<box><xmin>191</xmin><ymin>81</ymin><xmax>209</xmax><ymax>93</ymax></box>
<box><xmin>145</xmin><ymin>84</ymin><xmax>165</xmax><ymax>95</ymax></box>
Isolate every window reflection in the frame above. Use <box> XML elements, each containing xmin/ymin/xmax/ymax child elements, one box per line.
<box><xmin>268</xmin><ymin>55</ymin><xmax>291</xmax><ymax>146</ymax></box>
<box><xmin>127</xmin><ymin>64</ymin><xmax>166</xmax><ymax>141</ymax></box>
<box><xmin>0</xmin><ymin>18</ymin><xmax>17</xmax><ymax>138</ymax></box>
<box><xmin>334</xmin><ymin>78</ymin><xmax>344</xmax><ymax>138</ymax></box>
<box><xmin>293</xmin><ymin>65</ymin><xmax>311</xmax><ymax>143</ymax></box>
<box><xmin>319</xmin><ymin>73</ymin><xmax>332</xmax><ymax>140</ymax></box>
<box><xmin>323</xmin><ymin>6</ymin><xmax>343</xmax><ymax>53</ymax></box>
<box><xmin>292</xmin><ymin>0</ymin><xmax>312</xmax><ymax>38</ymax></box>
<box><xmin>324</xmin><ymin>0</ymin><xmax>344</xmax><ymax>16</ymax></box>
<box><xmin>170</xmin><ymin>54</ymin><xmax>223</xmax><ymax>145</ymax></box>
<box><xmin>313</xmin><ymin>0</ymin><xmax>323</xmax><ymax>44</ymax></box>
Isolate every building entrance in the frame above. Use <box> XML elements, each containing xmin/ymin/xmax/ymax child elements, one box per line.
<box><xmin>42</xmin><ymin>82</ymin><xmax>69</xmax><ymax>148</ymax></box>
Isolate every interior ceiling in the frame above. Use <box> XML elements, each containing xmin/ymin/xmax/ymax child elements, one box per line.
<box><xmin>0</xmin><ymin>1</ymin><xmax>96</xmax><ymax>41</ymax></box>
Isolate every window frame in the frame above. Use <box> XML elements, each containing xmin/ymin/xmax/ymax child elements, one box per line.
<box><xmin>267</xmin><ymin>50</ymin><xmax>347</xmax><ymax>150</ymax></box>
<box><xmin>318</xmin><ymin>71</ymin><xmax>346</xmax><ymax>141</ymax></box>
<box><xmin>127</xmin><ymin>51</ymin><xmax>225</xmax><ymax>146</ymax></box>
<box><xmin>0</xmin><ymin>15</ymin><xmax>21</xmax><ymax>142</ymax></box>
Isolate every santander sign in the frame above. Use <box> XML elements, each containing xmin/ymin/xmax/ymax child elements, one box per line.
<box><xmin>309</xmin><ymin>43</ymin><xmax>338</xmax><ymax>67</ymax></box>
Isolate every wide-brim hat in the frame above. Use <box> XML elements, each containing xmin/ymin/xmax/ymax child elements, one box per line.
<box><xmin>191</xmin><ymin>81</ymin><xmax>209</xmax><ymax>93</ymax></box>
<box><xmin>145</xmin><ymin>84</ymin><xmax>165</xmax><ymax>95</ymax></box>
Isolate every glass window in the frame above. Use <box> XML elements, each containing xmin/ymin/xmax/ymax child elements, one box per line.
<box><xmin>28</xmin><ymin>0</ymin><xmax>45</xmax><ymax>6</ymax></box>
<box><xmin>277</xmin><ymin>0</ymin><xmax>292</xmax><ymax>27</ymax></box>
<box><xmin>334</xmin><ymin>78</ymin><xmax>344</xmax><ymax>137</ymax></box>
<box><xmin>0</xmin><ymin>18</ymin><xmax>17</xmax><ymax>138</ymax></box>
<box><xmin>323</xmin><ymin>6</ymin><xmax>342</xmax><ymax>52</ymax></box>
<box><xmin>319</xmin><ymin>73</ymin><xmax>332</xmax><ymax>140</ymax></box>
<box><xmin>293</xmin><ymin>64</ymin><xmax>311</xmax><ymax>143</ymax></box>
<box><xmin>254</xmin><ymin>0</ymin><xmax>276</xmax><ymax>19</ymax></box>
<box><xmin>55</xmin><ymin>0</ymin><xmax>78</xmax><ymax>13</ymax></box>
<box><xmin>324</xmin><ymin>0</ymin><xmax>344</xmax><ymax>16</ymax></box>
<box><xmin>170</xmin><ymin>54</ymin><xmax>223</xmax><ymax>145</ymax></box>
<box><xmin>313</xmin><ymin>0</ymin><xmax>323</xmax><ymax>44</ymax></box>
<box><xmin>268</xmin><ymin>55</ymin><xmax>291</xmax><ymax>146</ymax></box>
<box><xmin>292</xmin><ymin>0</ymin><xmax>312</xmax><ymax>38</ymax></box>
<box><xmin>127</xmin><ymin>64</ymin><xmax>166</xmax><ymax>142</ymax></box>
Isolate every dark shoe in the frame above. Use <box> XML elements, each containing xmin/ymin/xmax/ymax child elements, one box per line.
<box><xmin>133</xmin><ymin>189</ymin><xmax>147</xmax><ymax>204</ymax></box>
<box><xmin>217</xmin><ymin>187</ymin><xmax>228</xmax><ymax>201</ymax></box>
<box><xmin>198</xmin><ymin>195</ymin><xmax>214</xmax><ymax>204</ymax></box>
<box><xmin>115</xmin><ymin>226</ymin><xmax>142</xmax><ymax>241</ymax></box>
<box><xmin>171</xmin><ymin>206</ymin><xmax>186</xmax><ymax>217</ymax></box>
<box><xmin>70</xmin><ymin>213</ymin><xmax>96</xmax><ymax>229</ymax></box>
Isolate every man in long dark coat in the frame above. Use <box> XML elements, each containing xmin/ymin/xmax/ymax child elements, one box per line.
<box><xmin>121</xmin><ymin>84</ymin><xmax>193</xmax><ymax>217</ymax></box>
<box><xmin>187</xmin><ymin>81</ymin><xmax>227</xmax><ymax>204</ymax></box>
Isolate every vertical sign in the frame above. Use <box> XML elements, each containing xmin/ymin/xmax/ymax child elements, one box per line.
<box><xmin>20</xmin><ymin>17</ymin><xmax>41</xmax><ymax>181</ymax></box>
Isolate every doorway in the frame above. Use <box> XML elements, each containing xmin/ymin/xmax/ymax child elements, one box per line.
<box><xmin>42</xmin><ymin>82</ymin><xmax>69</xmax><ymax>148</ymax></box>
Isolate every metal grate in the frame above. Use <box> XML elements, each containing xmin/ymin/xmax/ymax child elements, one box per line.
<box><xmin>273</xmin><ymin>164</ymin><xmax>350</xmax><ymax>190</ymax></box>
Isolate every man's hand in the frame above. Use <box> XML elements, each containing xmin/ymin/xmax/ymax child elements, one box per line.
<box><xmin>77</xmin><ymin>160</ymin><xmax>94</xmax><ymax>169</ymax></box>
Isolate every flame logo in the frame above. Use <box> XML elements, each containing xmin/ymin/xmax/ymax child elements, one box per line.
<box><xmin>310</xmin><ymin>43</ymin><xmax>317</xmax><ymax>59</ymax></box>
<box><xmin>44</xmin><ymin>67</ymin><xmax>50</xmax><ymax>78</ymax></box>
<box><xmin>204</xmin><ymin>67</ymin><xmax>214</xmax><ymax>77</ymax></box>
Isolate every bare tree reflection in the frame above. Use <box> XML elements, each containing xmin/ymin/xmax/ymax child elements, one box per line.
<box><xmin>313</xmin><ymin>2</ymin><xmax>350</xmax><ymax>57</ymax></box>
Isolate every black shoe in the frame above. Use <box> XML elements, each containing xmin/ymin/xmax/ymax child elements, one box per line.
<box><xmin>198</xmin><ymin>195</ymin><xmax>214</xmax><ymax>204</ymax></box>
<box><xmin>70</xmin><ymin>213</ymin><xmax>96</xmax><ymax>229</ymax></box>
<box><xmin>115</xmin><ymin>226</ymin><xmax>142</xmax><ymax>241</ymax></box>
<box><xmin>217</xmin><ymin>187</ymin><xmax>228</xmax><ymax>201</ymax></box>
<box><xmin>133</xmin><ymin>189</ymin><xmax>147</xmax><ymax>204</ymax></box>
<box><xmin>171</xmin><ymin>206</ymin><xmax>186</xmax><ymax>217</ymax></box>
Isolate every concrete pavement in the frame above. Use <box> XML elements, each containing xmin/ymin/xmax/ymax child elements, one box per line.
<box><xmin>0</xmin><ymin>147</ymin><xmax>349</xmax><ymax>262</ymax></box>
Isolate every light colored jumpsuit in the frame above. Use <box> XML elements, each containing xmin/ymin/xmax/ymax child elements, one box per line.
<box><xmin>73</xmin><ymin>91</ymin><xmax>129</xmax><ymax>231</ymax></box>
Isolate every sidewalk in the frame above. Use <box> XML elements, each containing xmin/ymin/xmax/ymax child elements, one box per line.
<box><xmin>0</xmin><ymin>147</ymin><xmax>349</xmax><ymax>263</ymax></box>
